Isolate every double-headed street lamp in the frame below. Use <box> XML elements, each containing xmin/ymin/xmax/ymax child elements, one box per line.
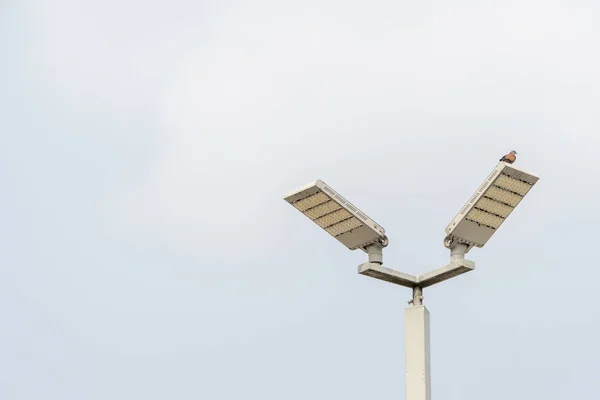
<box><xmin>284</xmin><ymin>161</ymin><xmax>539</xmax><ymax>400</ymax></box>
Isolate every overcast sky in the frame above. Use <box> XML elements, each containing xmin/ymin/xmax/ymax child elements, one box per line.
<box><xmin>2</xmin><ymin>1</ymin><xmax>600</xmax><ymax>399</ymax></box>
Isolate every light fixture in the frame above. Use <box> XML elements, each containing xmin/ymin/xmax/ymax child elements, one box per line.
<box><xmin>284</xmin><ymin>180</ymin><xmax>387</xmax><ymax>252</ymax></box>
<box><xmin>444</xmin><ymin>162</ymin><xmax>539</xmax><ymax>251</ymax></box>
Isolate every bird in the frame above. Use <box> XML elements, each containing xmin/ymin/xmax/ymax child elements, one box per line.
<box><xmin>499</xmin><ymin>150</ymin><xmax>517</xmax><ymax>164</ymax></box>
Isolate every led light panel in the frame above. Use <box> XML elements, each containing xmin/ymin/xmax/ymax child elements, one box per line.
<box><xmin>293</xmin><ymin>192</ymin><xmax>329</xmax><ymax>212</ymax></box>
<box><xmin>326</xmin><ymin>218</ymin><xmax>363</xmax><ymax>236</ymax></box>
<box><xmin>493</xmin><ymin>175</ymin><xmax>533</xmax><ymax>196</ymax></box>
<box><xmin>484</xmin><ymin>186</ymin><xmax>523</xmax><ymax>207</ymax></box>
<box><xmin>445</xmin><ymin>162</ymin><xmax>539</xmax><ymax>248</ymax></box>
<box><xmin>466</xmin><ymin>208</ymin><xmax>504</xmax><ymax>229</ymax></box>
<box><xmin>314</xmin><ymin>208</ymin><xmax>353</xmax><ymax>228</ymax></box>
<box><xmin>474</xmin><ymin>197</ymin><xmax>513</xmax><ymax>218</ymax></box>
<box><xmin>284</xmin><ymin>180</ymin><xmax>386</xmax><ymax>251</ymax></box>
<box><xmin>304</xmin><ymin>201</ymin><xmax>342</xmax><ymax>220</ymax></box>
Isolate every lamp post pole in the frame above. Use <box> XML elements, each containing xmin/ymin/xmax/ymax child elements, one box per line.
<box><xmin>405</xmin><ymin>291</ymin><xmax>430</xmax><ymax>400</ymax></box>
<box><xmin>359</xmin><ymin>243</ymin><xmax>472</xmax><ymax>400</ymax></box>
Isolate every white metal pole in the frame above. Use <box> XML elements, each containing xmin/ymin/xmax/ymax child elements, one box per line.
<box><xmin>358</xmin><ymin>243</ymin><xmax>474</xmax><ymax>400</ymax></box>
<box><xmin>405</xmin><ymin>293</ymin><xmax>431</xmax><ymax>400</ymax></box>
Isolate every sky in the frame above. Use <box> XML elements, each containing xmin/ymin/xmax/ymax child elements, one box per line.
<box><xmin>2</xmin><ymin>0</ymin><xmax>600</xmax><ymax>399</ymax></box>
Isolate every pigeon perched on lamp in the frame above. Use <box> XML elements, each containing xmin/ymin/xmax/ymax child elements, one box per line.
<box><xmin>499</xmin><ymin>150</ymin><xmax>517</xmax><ymax>164</ymax></box>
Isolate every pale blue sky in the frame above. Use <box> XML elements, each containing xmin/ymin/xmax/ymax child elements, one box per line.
<box><xmin>2</xmin><ymin>1</ymin><xmax>600</xmax><ymax>399</ymax></box>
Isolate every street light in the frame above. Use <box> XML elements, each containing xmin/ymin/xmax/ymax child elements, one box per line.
<box><xmin>283</xmin><ymin>161</ymin><xmax>539</xmax><ymax>400</ymax></box>
<box><xmin>443</xmin><ymin>161</ymin><xmax>539</xmax><ymax>252</ymax></box>
<box><xmin>283</xmin><ymin>179</ymin><xmax>389</xmax><ymax>263</ymax></box>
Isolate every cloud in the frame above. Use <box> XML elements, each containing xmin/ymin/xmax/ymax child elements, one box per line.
<box><xmin>6</xmin><ymin>2</ymin><xmax>600</xmax><ymax>398</ymax></box>
<box><xmin>23</xmin><ymin>0</ymin><xmax>596</xmax><ymax>254</ymax></box>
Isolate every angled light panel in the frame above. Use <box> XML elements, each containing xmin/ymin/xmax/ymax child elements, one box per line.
<box><xmin>445</xmin><ymin>162</ymin><xmax>539</xmax><ymax>248</ymax></box>
<box><xmin>284</xmin><ymin>180</ymin><xmax>386</xmax><ymax>251</ymax></box>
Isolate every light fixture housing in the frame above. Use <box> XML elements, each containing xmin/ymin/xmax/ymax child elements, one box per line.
<box><xmin>445</xmin><ymin>162</ymin><xmax>539</xmax><ymax>250</ymax></box>
<box><xmin>284</xmin><ymin>180</ymin><xmax>386</xmax><ymax>252</ymax></box>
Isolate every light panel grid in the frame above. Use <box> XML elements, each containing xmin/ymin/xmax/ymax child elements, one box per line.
<box><xmin>292</xmin><ymin>192</ymin><xmax>329</xmax><ymax>212</ymax></box>
<box><xmin>484</xmin><ymin>186</ymin><xmax>523</xmax><ymax>207</ymax></box>
<box><xmin>465</xmin><ymin>209</ymin><xmax>504</xmax><ymax>229</ymax></box>
<box><xmin>474</xmin><ymin>197</ymin><xmax>513</xmax><ymax>218</ymax></box>
<box><xmin>314</xmin><ymin>208</ymin><xmax>353</xmax><ymax>228</ymax></box>
<box><xmin>303</xmin><ymin>201</ymin><xmax>342</xmax><ymax>220</ymax></box>
<box><xmin>494</xmin><ymin>174</ymin><xmax>533</xmax><ymax>196</ymax></box>
<box><xmin>325</xmin><ymin>218</ymin><xmax>363</xmax><ymax>236</ymax></box>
